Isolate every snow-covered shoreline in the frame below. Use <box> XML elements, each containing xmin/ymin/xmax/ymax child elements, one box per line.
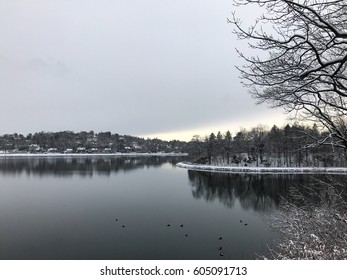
<box><xmin>176</xmin><ymin>162</ymin><xmax>347</xmax><ymax>175</ymax></box>
<box><xmin>0</xmin><ymin>152</ymin><xmax>188</xmax><ymax>158</ymax></box>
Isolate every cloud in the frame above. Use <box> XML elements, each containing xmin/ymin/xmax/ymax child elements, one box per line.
<box><xmin>27</xmin><ymin>58</ymin><xmax>69</xmax><ymax>77</ymax></box>
<box><xmin>0</xmin><ymin>0</ymin><xmax>286</xmax><ymax>139</ymax></box>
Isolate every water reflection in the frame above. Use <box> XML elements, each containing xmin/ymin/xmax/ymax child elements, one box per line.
<box><xmin>187</xmin><ymin>171</ymin><xmax>311</xmax><ymax>212</ymax></box>
<box><xmin>187</xmin><ymin>170</ymin><xmax>347</xmax><ymax>213</ymax></box>
<box><xmin>2</xmin><ymin>157</ymin><xmax>341</xmax><ymax>260</ymax></box>
<box><xmin>0</xmin><ymin>156</ymin><xmax>183</xmax><ymax>177</ymax></box>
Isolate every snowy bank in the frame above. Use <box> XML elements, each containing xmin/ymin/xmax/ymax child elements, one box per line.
<box><xmin>176</xmin><ymin>162</ymin><xmax>347</xmax><ymax>175</ymax></box>
<box><xmin>0</xmin><ymin>152</ymin><xmax>188</xmax><ymax>158</ymax></box>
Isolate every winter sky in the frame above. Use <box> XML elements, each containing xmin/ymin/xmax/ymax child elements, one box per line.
<box><xmin>0</xmin><ymin>0</ymin><xmax>287</xmax><ymax>141</ymax></box>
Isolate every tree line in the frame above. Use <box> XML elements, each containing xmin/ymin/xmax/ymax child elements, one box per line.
<box><xmin>1</xmin><ymin>123</ymin><xmax>346</xmax><ymax>168</ymax></box>
<box><xmin>187</xmin><ymin>124</ymin><xmax>347</xmax><ymax>167</ymax></box>
<box><xmin>0</xmin><ymin>131</ymin><xmax>187</xmax><ymax>154</ymax></box>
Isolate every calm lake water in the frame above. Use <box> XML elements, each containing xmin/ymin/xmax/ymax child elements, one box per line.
<box><xmin>0</xmin><ymin>156</ymin><xmax>314</xmax><ymax>260</ymax></box>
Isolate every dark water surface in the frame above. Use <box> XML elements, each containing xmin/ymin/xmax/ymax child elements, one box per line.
<box><xmin>0</xmin><ymin>156</ymin><xmax>310</xmax><ymax>260</ymax></box>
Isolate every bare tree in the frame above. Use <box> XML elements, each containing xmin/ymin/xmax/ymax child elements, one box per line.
<box><xmin>230</xmin><ymin>0</ymin><xmax>347</xmax><ymax>148</ymax></box>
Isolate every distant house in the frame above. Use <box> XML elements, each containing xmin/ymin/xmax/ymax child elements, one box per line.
<box><xmin>76</xmin><ymin>147</ymin><xmax>86</xmax><ymax>152</ymax></box>
<box><xmin>64</xmin><ymin>148</ymin><xmax>74</xmax><ymax>154</ymax></box>
<box><xmin>47</xmin><ymin>148</ymin><xmax>58</xmax><ymax>153</ymax></box>
<box><xmin>104</xmin><ymin>147</ymin><xmax>112</xmax><ymax>153</ymax></box>
<box><xmin>29</xmin><ymin>144</ymin><xmax>41</xmax><ymax>153</ymax></box>
<box><xmin>132</xmin><ymin>142</ymin><xmax>142</xmax><ymax>150</ymax></box>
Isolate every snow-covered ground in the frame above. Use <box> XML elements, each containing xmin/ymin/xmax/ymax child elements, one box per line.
<box><xmin>176</xmin><ymin>162</ymin><xmax>347</xmax><ymax>174</ymax></box>
<box><xmin>0</xmin><ymin>152</ymin><xmax>188</xmax><ymax>158</ymax></box>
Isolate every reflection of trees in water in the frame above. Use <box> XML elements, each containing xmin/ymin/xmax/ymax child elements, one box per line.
<box><xmin>188</xmin><ymin>171</ymin><xmax>309</xmax><ymax>212</ymax></box>
<box><xmin>284</xmin><ymin>175</ymin><xmax>347</xmax><ymax>208</ymax></box>
<box><xmin>0</xmin><ymin>156</ymin><xmax>184</xmax><ymax>177</ymax></box>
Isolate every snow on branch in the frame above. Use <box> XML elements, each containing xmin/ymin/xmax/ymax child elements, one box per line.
<box><xmin>230</xmin><ymin>0</ymin><xmax>347</xmax><ymax>148</ymax></box>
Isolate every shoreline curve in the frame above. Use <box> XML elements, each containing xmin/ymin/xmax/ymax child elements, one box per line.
<box><xmin>176</xmin><ymin>162</ymin><xmax>347</xmax><ymax>175</ymax></box>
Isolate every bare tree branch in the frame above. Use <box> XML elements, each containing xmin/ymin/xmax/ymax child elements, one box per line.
<box><xmin>230</xmin><ymin>0</ymin><xmax>347</xmax><ymax>148</ymax></box>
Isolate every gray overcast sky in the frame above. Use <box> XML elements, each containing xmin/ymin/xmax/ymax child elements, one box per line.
<box><xmin>0</xmin><ymin>0</ymin><xmax>286</xmax><ymax>141</ymax></box>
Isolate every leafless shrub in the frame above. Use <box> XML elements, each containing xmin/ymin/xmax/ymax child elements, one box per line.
<box><xmin>267</xmin><ymin>176</ymin><xmax>347</xmax><ymax>259</ymax></box>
